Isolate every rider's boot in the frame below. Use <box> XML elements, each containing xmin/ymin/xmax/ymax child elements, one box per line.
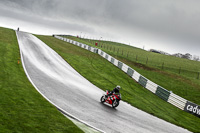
<box><xmin>105</xmin><ymin>95</ymin><xmax>108</xmax><ymax>99</ymax></box>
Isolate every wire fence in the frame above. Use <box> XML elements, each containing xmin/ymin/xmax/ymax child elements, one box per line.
<box><xmin>66</xmin><ymin>37</ymin><xmax>200</xmax><ymax>80</ymax></box>
<box><xmin>95</xmin><ymin>41</ymin><xmax>200</xmax><ymax>80</ymax></box>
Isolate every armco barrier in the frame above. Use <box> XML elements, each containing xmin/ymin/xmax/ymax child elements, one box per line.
<box><xmin>127</xmin><ymin>67</ymin><xmax>134</xmax><ymax>77</ymax></box>
<box><xmin>54</xmin><ymin>35</ymin><xmax>200</xmax><ymax>118</ymax></box>
<box><xmin>168</xmin><ymin>93</ymin><xmax>187</xmax><ymax>110</ymax></box>
<box><xmin>132</xmin><ymin>71</ymin><xmax>140</xmax><ymax>82</ymax></box>
<box><xmin>146</xmin><ymin>80</ymin><xmax>158</xmax><ymax>93</ymax></box>
<box><xmin>118</xmin><ymin>61</ymin><xmax>123</xmax><ymax>69</ymax></box>
<box><xmin>111</xmin><ymin>57</ymin><xmax>115</xmax><ymax>64</ymax></box>
<box><xmin>138</xmin><ymin>76</ymin><xmax>148</xmax><ymax>88</ymax></box>
<box><xmin>184</xmin><ymin>101</ymin><xmax>200</xmax><ymax>118</ymax></box>
<box><xmin>156</xmin><ymin>86</ymin><xmax>170</xmax><ymax>101</ymax></box>
<box><xmin>122</xmin><ymin>64</ymin><xmax>129</xmax><ymax>74</ymax></box>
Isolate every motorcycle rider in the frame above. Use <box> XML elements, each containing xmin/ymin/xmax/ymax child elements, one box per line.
<box><xmin>105</xmin><ymin>85</ymin><xmax>121</xmax><ymax>98</ymax></box>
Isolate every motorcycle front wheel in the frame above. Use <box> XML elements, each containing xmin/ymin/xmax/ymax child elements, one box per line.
<box><xmin>100</xmin><ymin>96</ymin><xmax>105</xmax><ymax>103</ymax></box>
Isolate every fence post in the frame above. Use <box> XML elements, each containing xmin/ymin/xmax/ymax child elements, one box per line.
<box><xmin>127</xmin><ymin>52</ymin><xmax>129</xmax><ymax>58</ymax></box>
<box><xmin>197</xmin><ymin>72</ymin><xmax>200</xmax><ymax>79</ymax></box>
<box><xmin>122</xmin><ymin>50</ymin><xmax>123</xmax><ymax>55</ymax></box>
<box><xmin>136</xmin><ymin>55</ymin><xmax>138</xmax><ymax>61</ymax></box>
<box><xmin>146</xmin><ymin>57</ymin><xmax>148</xmax><ymax>64</ymax></box>
<box><xmin>162</xmin><ymin>62</ymin><xmax>164</xmax><ymax>69</ymax></box>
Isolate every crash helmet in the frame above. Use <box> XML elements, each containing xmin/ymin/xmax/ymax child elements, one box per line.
<box><xmin>116</xmin><ymin>85</ymin><xmax>121</xmax><ymax>90</ymax></box>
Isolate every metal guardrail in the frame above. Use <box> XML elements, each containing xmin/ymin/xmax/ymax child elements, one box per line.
<box><xmin>168</xmin><ymin>93</ymin><xmax>187</xmax><ymax>110</ymax></box>
<box><xmin>54</xmin><ymin>35</ymin><xmax>200</xmax><ymax>118</ymax></box>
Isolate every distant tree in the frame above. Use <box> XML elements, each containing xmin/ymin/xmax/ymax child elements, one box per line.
<box><xmin>172</xmin><ymin>53</ymin><xmax>183</xmax><ymax>58</ymax></box>
<box><xmin>182</xmin><ymin>53</ymin><xmax>192</xmax><ymax>60</ymax></box>
<box><xmin>193</xmin><ymin>55</ymin><xmax>200</xmax><ymax>61</ymax></box>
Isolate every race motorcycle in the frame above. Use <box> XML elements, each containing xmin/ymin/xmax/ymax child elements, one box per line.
<box><xmin>100</xmin><ymin>90</ymin><xmax>121</xmax><ymax>108</ymax></box>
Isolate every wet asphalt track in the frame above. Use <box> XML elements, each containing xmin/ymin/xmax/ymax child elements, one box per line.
<box><xmin>16</xmin><ymin>31</ymin><xmax>191</xmax><ymax>133</ymax></box>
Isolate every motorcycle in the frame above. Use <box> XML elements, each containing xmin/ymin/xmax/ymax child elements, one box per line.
<box><xmin>100</xmin><ymin>90</ymin><xmax>121</xmax><ymax>108</ymax></box>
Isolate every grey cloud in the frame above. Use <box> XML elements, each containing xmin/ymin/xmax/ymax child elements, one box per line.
<box><xmin>0</xmin><ymin>0</ymin><xmax>200</xmax><ymax>55</ymax></box>
<box><xmin>103</xmin><ymin>1</ymin><xmax>200</xmax><ymax>42</ymax></box>
<box><xmin>0</xmin><ymin>4</ymin><xmax>95</xmax><ymax>34</ymax></box>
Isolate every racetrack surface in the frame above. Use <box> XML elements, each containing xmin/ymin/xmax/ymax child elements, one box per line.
<box><xmin>16</xmin><ymin>31</ymin><xmax>191</xmax><ymax>133</ymax></box>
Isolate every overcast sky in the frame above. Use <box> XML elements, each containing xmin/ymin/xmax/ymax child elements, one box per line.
<box><xmin>0</xmin><ymin>0</ymin><xmax>200</xmax><ymax>56</ymax></box>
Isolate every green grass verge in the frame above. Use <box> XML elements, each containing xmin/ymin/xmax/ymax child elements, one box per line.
<box><xmin>0</xmin><ymin>27</ymin><xmax>83</xmax><ymax>133</ymax></box>
<box><xmin>37</xmin><ymin>35</ymin><xmax>200</xmax><ymax>132</ymax></box>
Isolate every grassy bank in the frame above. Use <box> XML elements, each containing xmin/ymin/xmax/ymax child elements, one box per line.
<box><xmin>68</xmin><ymin>36</ymin><xmax>200</xmax><ymax>80</ymax></box>
<box><xmin>37</xmin><ymin>35</ymin><xmax>200</xmax><ymax>132</ymax></box>
<box><xmin>0</xmin><ymin>27</ymin><xmax>83</xmax><ymax>133</ymax></box>
<box><xmin>67</xmin><ymin>36</ymin><xmax>200</xmax><ymax>105</ymax></box>
<box><xmin>84</xmin><ymin>37</ymin><xmax>200</xmax><ymax>71</ymax></box>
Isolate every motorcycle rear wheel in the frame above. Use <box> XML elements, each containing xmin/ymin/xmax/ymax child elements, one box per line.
<box><xmin>112</xmin><ymin>100</ymin><xmax>119</xmax><ymax>108</ymax></box>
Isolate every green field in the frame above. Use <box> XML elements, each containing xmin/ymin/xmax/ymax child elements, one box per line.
<box><xmin>0</xmin><ymin>27</ymin><xmax>83</xmax><ymax>133</ymax></box>
<box><xmin>37</xmin><ymin>35</ymin><xmax>200</xmax><ymax>132</ymax></box>
<box><xmin>68</xmin><ymin>36</ymin><xmax>200</xmax><ymax>80</ymax></box>
<box><xmin>66</xmin><ymin>36</ymin><xmax>200</xmax><ymax>105</ymax></box>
